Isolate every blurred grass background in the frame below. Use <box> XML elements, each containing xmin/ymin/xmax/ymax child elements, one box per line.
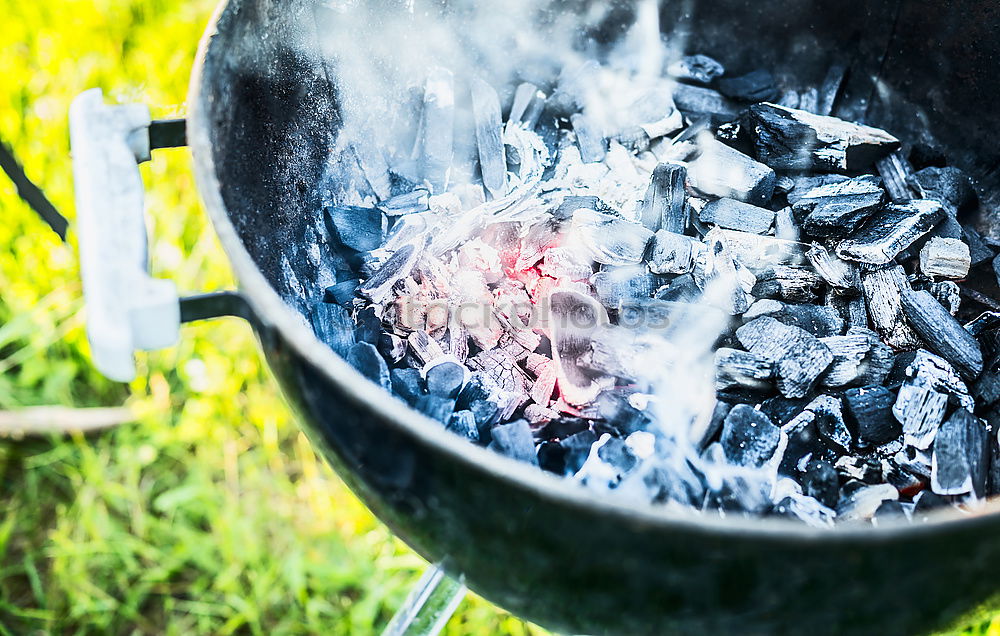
<box><xmin>0</xmin><ymin>1</ymin><xmax>538</xmax><ymax>633</ymax></box>
<box><xmin>0</xmin><ymin>1</ymin><xmax>999</xmax><ymax>635</ymax></box>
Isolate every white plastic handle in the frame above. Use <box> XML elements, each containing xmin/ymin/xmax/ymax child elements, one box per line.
<box><xmin>69</xmin><ymin>88</ymin><xmax>179</xmax><ymax>382</ymax></box>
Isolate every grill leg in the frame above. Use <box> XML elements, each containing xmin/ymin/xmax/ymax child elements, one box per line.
<box><xmin>381</xmin><ymin>565</ymin><xmax>466</xmax><ymax>636</ymax></box>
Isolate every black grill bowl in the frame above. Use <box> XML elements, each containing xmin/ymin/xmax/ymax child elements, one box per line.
<box><xmin>188</xmin><ymin>1</ymin><xmax>1000</xmax><ymax>633</ymax></box>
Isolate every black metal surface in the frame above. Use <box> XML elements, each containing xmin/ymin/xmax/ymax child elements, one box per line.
<box><xmin>186</xmin><ymin>1</ymin><xmax>1000</xmax><ymax>633</ymax></box>
<box><xmin>149</xmin><ymin>119</ymin><xmax>187</xmax><ymax>150</ymax></box>
<box><xmin>179</xmin><ymin>291</ymin><xmax>255</xmax><ymax>324</ymax></box>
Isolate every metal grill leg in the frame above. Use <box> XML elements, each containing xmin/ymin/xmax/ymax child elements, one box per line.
<box><xmin>381</xmin><ymin>565</ymin><xmax>466</xmax><ymax>636</ymax></box>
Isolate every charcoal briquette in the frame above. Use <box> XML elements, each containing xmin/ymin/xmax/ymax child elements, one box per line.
<box><xmin>488</xmin><ymin>420</ymin><xmax>539</xmax><ymax>465</ymax></box>
<box><xmin>426</xmin><ymin>361</ymin><xmax>465</xmax><ymax>399</ymax></box>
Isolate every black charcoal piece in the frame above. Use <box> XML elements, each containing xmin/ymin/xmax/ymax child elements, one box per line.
<box><xmin>456</xmin><ymin>373</ymin><xmax>490</xmax><ymax>409</ymax></box>
<box><xmin>310</xmin><ymin>302</ymin><xmax>356</xmax><ymax>358</ymax></box>
<box><xmin>837</xmin><ymin>483</ymin><xmax>899</xmax><ymax>522</ymax></box>
<box><xmin>790</xmin><ymin>175</ymin><xmax>885</xmax><ymax>238</ymax></box>
<box><xmin>801</xmin><ymin>459</ymin><xmax>839</xmax><ymax>509</ymax></box>
<box><xmin>597</xmin><ymin>437</ymin><xmax>639</xmax><ymax>475</ymax></box>
<box><xmin>358</xmin><ymin>243</ymin><xmax>420</xmax><ymax>303</ymax></box>
<box><xmin>873</xmin><ymin>500</ymin><xmax>907</xmax><ymax>522</ymax></box>
<box><xmin>698</xmin><ymin>401</ymin><xmax>731</xmax><ymax>450</ymax></box>
<box><xmin>562</xmin><ymin>429</ymin><xmax>599</xmax><ymax>474</ymax></box>
<box><xmin>419</xmin><ymin>67</ymin><xmax>455</xmax><ymax>192</ymax></box>
<box><xmin>906</xmin><ymin>167</ymin><xmax>977</xmax><ymax>215</ymax></box>
<box><xmin>378</xmin><ymin>333</ymin><xmax>407</xmax><ymax>364</ymax></box>
<box><xmin>488</xmin><ymin>420</ymin><xmax>538</xmax><ymax>465</ymax></box>
<box><xmin>469</xmin><ymin>399</ymin><xmax>500</xmax><ymax>437</ymax></box>
<box><xmin>655</xmin><ymin>273</ymin><xmax>701</xmax><ymax>303</ymax></box>
<box><xmin>918</xmin><ymin>237</ymin><xmax>971</xmax><ymax>280</ymax></box>
<box><xmin>426</xmin><ymin>361</ymin><xmax>465</xmax><ymax>399</ymax></box>
<box><xmin>931</xmin><ymin>408</ymin><xmax>989</xmax><ymax>497</ymax></box>
<box><xmin>324</xmin><ymin>205</ymin><xmax>384</xmax><ymax>253</ymax></box>
<box><xmin>736</xmin><ymin>317</ymin><xmax>834</xmax><ymax>398</ymax></box>
<box><xmin>354</xmin><ymin>307</ymin><xmax>381</xmax><ymax>345</ymax></box>
<box><xmin>379</xmin><ymin>189</ymin><xmax>430</xmax><ymax>217</ymax></box>
<box><xmin>324</xmin><ymin>280</ymin><xmax>359</xmax><ymax>306</ymax></box>
<box><xmin>592</xmin><ymin>266</ymin><xmax>657</xmax><ymax>309</ymax></box>
<box><xmin>974</xmin><ymin>357</ymin><xmax>1000</xmax><ymax>408</ymax></box>
<box><xmin>743</xmin><ymin>103</ymin><xmax>900</xmax><ymax>173</ymax></box>
<box><xmin>893</xmin><ymin>383</ymin><xmax>948</xmax><ymax>450</ymax></box>
<box><xmin>911</xmin><ymin>490</ymin><xmax>949</xmax><ymax>521</ymax></box>
<box><xmin>751</xmin><ymin>266</ymin><xmax>824</xmax><ymax>303</ymax></box>
<box><xmin>668</xmin><ymin>54</ymin><xmax>725</xmax><ymax>84</ymax></box>
<box><xmin>844</xmin><ymin>386</ymin><xmax>900</xmax><ymax>448</ymax></box>
<box><xmin>716</xmin><ymin>70</ymin><xmax>780</xmax><ymax>103</ymax></box>
<box><xmin>899</xmin><ymin>290</ymin><xmax>983</xmax><ymax>378</ymax></box>
<box><xmin>572</xmin><ymin>209</ymin><xmax>654</xmax><ymax>266</ymax></box>
<box><xmin>761</xmin><ymin>396</ymin><xmax>812</xmax><ymax>426</ymax></box>
<box><xmin>805</xmin><ymin>243</ymin><xmax>859</xmax><ymax>289</ymax></box>
<box><xmin>743</xmin><ymin>300</ymin><xmax>844</xmax><ymax>338</ymax></box>
<box><xmin>875</xmin><ymin>152</ymin><xmax>914</xmax><ymax>202</ymax></box>
<box><xmin>391</xmin><ymin>368</ymin><xmax>425</xmax><ymax>404</ymax></box>
<box><xmin>593</xmin><ymin>391</ymin><xmax>647</xmax><ymax>436</ymax></box>
<box><xmin>714</xmin><ymin>348</ymin><xmax>774</xmax><ymax>392</ymax></box>
<box><xmin>699</xmin><ymin>198</ymin><xmax>775</xmax><ymax>234</ymax></box>
<box><xmin>786</xmin><ymin>175</ymin><xmax>849</xmax><ymax>203</ymax></box>
<box><xmin>470</xmin><ymin>78</ymin><xmax>507</xmax><ymax>199</ymax></box>
<box><xmin>671</xmin><ymin>84</ymin><xmax>740</xmax><ymax>124</ymax></box>
<box><xmin>689</xmin><ymin>138</ymin><xmax>776</xmax><ymax>206</ymax></box>
<box><xmin>807</xmin><ymin>395</ymin><xmax>852</xmax><ymax>453</ymax></box>
<box><xmin>537</xmin><ymin>440</ymin><xmax>566</xmax><ymax>474</ymax></box>
<box><xmin>927</xmin><ymin>281</ymin><xmax>961</xmax><ymax>316</ymax></box>
<box><xmin>836</xmin><ymin>200</ymin><xmax>945</xmax><ymax>265</ymax></box>
<box><xmin>828</xmin><ymin>292</ymin><xmax>869</xmax><ymax>331</ymax></box>
<box><xmin>347</xmin><ymin>342</ymin><xmax>391</xmax><ymax>391</ymax></box>
<box><xmin>860</xmin><ymin>264</ymin><xmax>923</xmax><ymax>350</ymax></box>
<box><xmin>720</xmin><ymin>405</ymin><xmax>781</xmax><ymax>468</ymax></box>
<box><xmin>571</xmin><ymin>113</ymin><xmax>607</xmax><ymax>164</ymax></box>
<box><xmin>778</xmin><ymin>411</ymin><xmax>821</xmax><ymax>476</ymax></box>
<box><xmin>647</xmin><ymin>230</ymin><xmax>699</xmax><ymax>275</ymax></box>
<box><xmin>639</xmin><ymin>163</ymin><xmax>687</xmax><ymax>233</ymax></box>
<box><xmin>415</xmin><ymin>395</ymin><xmax>456</xmax><ymax>424</ymax></box>
<box><xmin>889</xmin><ymin>349</ymin><xmax>974</xmax><ymax>410</ymax></box>
<box><xmin>446</xmin><ymin>410</ymin><xmax>479</xmax><ymax>442</ymax></box>
<box><xmin>963</xmin><ymin>224</ymin><xmax>995</xmax><ymax>266</ymax></box>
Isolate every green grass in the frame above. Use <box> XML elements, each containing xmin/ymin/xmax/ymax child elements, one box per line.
<box><xmin>0</xmin><ymin>1</ymin><xmax>538</xmax><ymax>633</ymax></box>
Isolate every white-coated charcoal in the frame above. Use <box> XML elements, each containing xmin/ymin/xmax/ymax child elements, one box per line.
<box><xmin>639</xmin><ymin>163</ymin><xmax>687</xmax><ymax>233</ymax></box>
<box><xmin>918</xmin><ymin>237</ymin><xmax>971</xmax><ymax>280</ymax></box>
<box><xmin>928</xmin><ymin>281</ymin><xmax>961</xmax><ymax>316</ymax></box>
<box><xmin>774</xmin><ymin>207</ymin><xmax>799</xmax><ymax>241</ymax></box>
<box><xmin>836</xmin><ymin>457</ymin><xmax>883</xmax><ymax>484</ymax></box>
<box><xmin>931</xmin><ymin>409</ymin><xmax>989</xmax><ymax>497</ymax></box>
<box><xmin>419</xmin><ymin>67</ymin><xmax>455</xmax><ymax>193</ymax></box>
<box><xmin>549</xmin><ymin>289</ymin><xmax>611</xmax><ymax>405</ymax></box>
<box><xmin>806</xmin><ymin>244</ymin><xmax>858</xmax><ymax>289</ymax></box>
<box><xmin>751</xmin><ymin>266</ymin><xmax>824</xmax><ymax>303</ymax></box>
<box><xmin>844</xmin><ymin>385</ymin><xmax>900</xmax><ymax>448</ymax></box>
<box><xmin>647</xmin><ymin>230</ymin><xmax>701</xmax><ymax>275</ymax></box>
<box><xmin>889</xmin><ymin>349</ymin><xmax>974</xmax><ymax>410</ymax></box>
<box><xmin>743</xmin><ymin>103</ymin><xmax>900</xmax><ymax>173</ymax></box>
<box><xmin>507</xmin><ymin>82</ymin><xmax>545</xmax><ymax>130</ymax></box>
<box><xmin>689</xmin><ymin>138</ymin><xmax>776</xmax><ymax>206</ymax></box>
<box><xmin>836</xmin><ymin>200</ymin><xmax>946</xmax><ymax>265</ymax></box>
<box><xmin>860</xmin><ymin>264</ymin><xmax>923</xmax><ymax>350</ymax></box>
<box><xmin>714</xmin><ymin>348</ymin><xmax>774</xmax><ymax>392</ymax></box>
<box><xmin>571</xmin><ymin>113</ymin><xmax>607</xmax><ymax>164</ymax></box>
<box><xmin>470</xmin><ymin>78</ymin><xmax>507</xmax><ymax>199</ymax></box>
<box><xmin>791</xmin><ymin>175</ymin><xmax>886</xmax><ymax>238</ymax></box>
<box><xmin>772</xmin><ymin>493</ymin><xmax>836</xmax><ymax>528</ymax></box>
<box><xmin>837</xmin><ymin>483</ymin><xmax>899</xmax><ymax>522</ymax></box>
<box><xmin>446</xmin><ymin>410</ymin><xmax>479</xmax><ymax>442</ymax></box>
<box><xmin>467</xmin><ymin>349</ymin><xmax>528</xmax><ymax>398</ymax></box>
<box><xmin>592</xmin><ymin>266</ymin><xmax>658</xmax><ymax>309</ymax></box>
<box><xmin>572</xmin><ymin>209</ymin><xmax>654</xmax><ymax>266</ymax></box>
<box><xmin>716</xmin><ymin>69</ymin><xmax>780</xmax><ymax>103</ymax></box>
<box><xmin>906</xmin><ymin>167</ymin><xmax>978</xmax><ymax>215</ymax></box>
<box><xmin>357</xmin><ymin>243</ymin><xmax>420</xmax><ymax>303</ymax></box>
<box><xmin>736</xmin><ymin>317</ymin><xmax>834</xmax><ymax>398</ymax></box>
<box><xmin>899</xmin><ymin>290</ymin><xmax>983</xmax><ymax>378</ymax></box>
<box><xmin>743</xmin><ymin>299</ymin><xmax>844</xmax><ymax>338</ymax></box>
<box><xmin>380</xmin><ymin>189</ymin><xmax>430</xmax><ymax>217</ymax></box>
<box><xmin>893</xmin><ymin>383</ymin><xmax>949</xmax><ymax>451</ymax></box>
<box><xmin>667</xmin><ymin>54</ymin><xmax>724</xmax><ymax>84</ymax></box>
<box><xmin>488</xmin><ymin>420</ymin><xmax>539</xmax><ymax>465</ymax></box>
<box><xmin>720</xmin><ymin>405</ymin><xmax>781</xmax><ymax>468</ymax></box>
<box><xmin>709</xmin><ymin>230</ymin><xmax>804</xmax><ymax>272</ymax></box>
<box><xmin>699</xmin><ymin>198</ymin><xmax>775</xmax><ymax>235</ymax></box>
<box><xmin>808</xmin><ymin>394</ymin><xmax>852</xmax><ymax>453</ymax></box>
<box><xmin>819</xmin><ymin>332</ymin><xmax>875</xmax><ymax>388</ymax></box>
<box><xmin>701</xmin><ymin>232</ymin><xmax>754</xmax><ymax>315</ymax></box>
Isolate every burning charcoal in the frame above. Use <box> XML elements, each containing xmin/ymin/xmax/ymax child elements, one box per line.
<box><xmin>860</xmin><ymin>264</ymin><xmax>923</xmax><ymax>350</ymax></box>
<box><xmin>844</xmin><ymin>385</ymin><xmax>900</xmax><ymax>448</ymax></box>
<box><xmin>639</xmin><ymin>163</ymin><xmax>687</xmax><ymax>233</ymax></box>
<box><xmin>688</xmin><ymin>138</ymin><xmax>776</xmax><ymax>206</ymax></box>
<box><xmin>549</xmin><ymin>289</ymin><xmax>611</xmax><ymax>405</ymax></box>
<box><xmin>931</xmin><ymin>409</ymin><xmax>989</xmax><ymax>497</ymax></box>
<box><xmin>714</xmin><ymin>348</ymin><xmax>774</xmax><ymax>392</ymax></box>
<box><xmin>470</xmin><ymin>78</ymin><xmax>507</xmax><ymax>199</ymax></box>
<box><xmin>415</xmin><ymin>395</ymin><xmax>456</xmax><ymax>424</ymax></box>
<box><xmin>571</xmin><ymin>209</ymin><xmax>654</xmax><ymax>266</ymax></box>
<box><xmin>837</xmin><ymin>483</ymin><xmax>899</xmax><ymax>522</ymax></box>
<box><xmin>671</xmin><ymin>84</ymin><xmax>740</xmax><ymax>124</ymax></box>
<box><xmin>893</xmin><ymin>383</ymin><xmax>949</xmax><ymax>450</ymax></box>
<box><xmin>467</xmin><ymin>349</ymin><xmax>528</xmax><ymax>398</ymax></box>
<box><xmin>507</xmin><ymin>82</ymin><xmax>545</xmax><ymax>130</ymax></box>
<box><xmin>743</xmin><ymin>103</ymin><xmax>900</xmax><ymax>172</ymax></box>
<box><xmin>899</xmin><ymin>290</ymin><xmax>983</xmax><ymax>378</ymax></box>
<box><xmin>720</xmin><ymin>405</ymin><xmax>781</xmax><ymax>468</ymax></box>
<box><xmin>358</xmin><ymin>243</ymin><xmax>420</xmax><ymax>303</ymax></box>
<box><xmin>751</xmin><ymin>266</ymin><xmax>824</xmax><ymax>303</ymax></box>
<box><xmin>790</xmin><ymin>175</ymin><xmax>885</xmax><ymax>238</ymax></box>
<box><xmin>488</xmin><ymin>420</ymin><xmax>538</xmax><ymax>465</ymax></box>
<box><xmin>699</xmin><ymin>198</ymin><xmax>775</xmax><ymax>235</ymax></box>
<box><xmin>310</xmin><ymin>302</ymin><xmax>356</xmax><ymax>358</ymax></box>
<box><xmin>391</xmin><ymin>368</ymin><xmax>425</xmax><ymax>404</ymax></box>
<box><xmin>379</xmin><ymin>189</ymin><xmax>430</xmax><ymax>217</ymax></box>
<box><xmin>806</xmin><ymin>244</ymin><xmax>858</xmax><ymax>290</ymax></box>
<box><xmin>836</xmin><ymin>200</ymin><xmax>945</xmax><ymax>265</ymax></box>
<box><xmin>716</xmin><ymin>69</ymin><xmax>780</xmax><ymax>103</ymax></box>
<box><xmin>647</xmin><ymin>230</ymin><xmax>701</xmax><ymax>275</ymax></box>
<box><xmin>325</xmin><ymin>205</ymin><xmax>384</xmax><ymax>253</ymax></box>
<box><xmin>906</xmin><ymin>167</ymin><xmax>977</xmax><ymax>215</ymax></box>
<box><xmin>570</xmin><ymin>113</ymin><xmax>607</xmax><ymax>164</ymax></box>
<box><xmin>426</xmin><ymin>360</ymin><xmax>465</xmax><ymax>399</ymax></box>
<box><xmin>655</xmin><ymin>273</ymin><xmax>701</xmax><ymax>303</ymax></box>
<box><xmin>446</xmin><ymin>411</ymin><xmax>479</xmax><ymax>442</ymax></box>
<box><xmin>668</xmin><ymin>54</ymin><xmax>725</xmax><ymax>84</ymax></box>
<box><xmin>591</xmin><ymin>266</ymin><xmax>657</xmax><ymax>309</ymax></box>
<box><xmin>875</xmin><ymin>152</ymin><xmax>914</xmax><ymax>202</ymax></box>
<box><xmin>419</xmin><ymin>67</ymin><xmax>455</xmax><ymax>192</ymax></box>
<box><xmin>800</xmin><ymin>459</ymin><xmax>840</xmax><ymax>509</ymax></box>
<box><xmin>918</xmin><ymin>237</ymin><xmax>971</xmax><ymax>280</ymax></box>
<box><xmin>324</xmin><ymin>280</ymin><xmax>359</xmax><ymax>306</ymax></box>
<box><xmin>736</xmin><ymin>317</ymin><xmax>834</xmax><ymax>398</ymax></box>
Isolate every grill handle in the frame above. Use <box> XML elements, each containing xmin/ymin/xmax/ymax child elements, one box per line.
<box><xmin>70</xmin><ymin>89</ymin><xmax>248</xmax><ymax>383</ymax></box>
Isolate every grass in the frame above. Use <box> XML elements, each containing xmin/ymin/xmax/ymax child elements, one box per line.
<box><xmin>0</xmin><ymin>1</ymin><xmax>538</xmax><ymax>633</ymax></box>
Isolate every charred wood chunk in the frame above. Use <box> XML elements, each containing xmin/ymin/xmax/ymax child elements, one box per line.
<box><xmin>549</xmin><ymin>289</ymin><xmax>611</xmax><ymax>405</ymax></box>
<box><xmin>648</xmin><ymin>230</ymin><xmax>700</xmax><ymax>275</ymax></box>
<box><xmin>836</xmin><ymin>200</ymin><xmax>945</xmax><ymax>265</ymax></box>
<box><xmin>668</xmin><ymin>54</ymin><xmax>725</xmax><ymax>84</ymax></box>
<box><xmin>571</xmin><ymin>113</ymin><xmax>607</xmax><ymax>164</ymax></box>
<box><xmin>806</xmin><ymin>244</ymin><xmax>858</xmax><ymax>290</ymax></box>
<box><xmin>791</xmin><ymin>175</ymin><xmax>886</xmax><ymax>238</ymax></box>
<box><xmin>800</xmin><ymin>459</ymin><xmax>840</xmax><ymax>509</ymax></box>
<box><xmin>562</xmin><ymin>429</ymin><xmax>599</xmax><ymax>474</ymax></box>
<box><xmin>379</xmin><ymin>188</ymin><xmax>430</xmax><ymax>217</ymax></box>
<box><xmin>836</xmin><ymin>457</ymin><xmax>883</xmax><ymax>485</ymax></box>
<box><xmin>786</xmin><ymin>175</ymin><xmax>849</xmax><ymax>203</ymax></box>
<box><xmin>470</xmin><ymin>78</ymin><xmax>507</xmax><ymax>199</ymax></box>
<box><xmin>592</xmin><ymin>265</ymin><xmax>657</xmax><ymax>309</ymax></box>
<box><xmin>488</xmin><ymin>420</ymin><xmax>539</xmax><ymax>465</ymax></box>
<box><xmin>888</xmin><ymin>349</ymin><xmax>974</xmax><ymax>411</ymax></box>
<box><xmin>507</xmin><ymin>82</ymin><xmax>545</xmax><ymax>131</ymax></box>
<box><xmin>906</xmin><ymin>166</ymin><xmax>977</xmax><ymax>215</ymax></box>
<box><xmin>715</xmin><ymin>69</ymin><xmax>780</xmax><ymax>103</ymax></box>
<box><xmin>671</xmin><ymin>84</ymin><xmax>740</xmax><ymax>125</ymax></box>
<box><xmin>358</xmin><ymin>243</ymin><xmax>420</xmax><ymax>303</ymax></box>
<box><xmin>689</xmin><ymin>138</ymin><xmax>776</xmax><ymax>206</ymax></box>
<box><xmin>572</xmin><ymin>209</ymin><xmax>654</xmax><ymax>266</ymax></box>
<box><xmin>844</xmin><ymin>385</ymin><xmax>900</xmax><ymax>448</ymax></box>
<box><xmin>714</xmin><ymin>348</ymin><xmax>774</xmax><ymax>392</ymax></box>
<box><xmin>743</xmin><ymin>103</ymin><xmax>900</xmax><ymax>173</ymax></box>
<box><xmin>325</xmin><ymin>205</ymin><xmax>384</xmax><ymax>253</ymax></box>
<box><xmin>893</xmin><ymin>383</ymin><xmax>949</xmax><ymax>450</ymax></box>
<box><xmin>699</xmin><ymin>198</ymin><xmax>776</xmax><ymax>235</ymax></box>
<box><xmin>736</xmin><ymin>317</ymin><xmax>834</xmax><ymax>398</ymax></box>
<box><xmin>860</xmin><ymin>264</ymin><xmax>923</xmax><ymax>350</ymax></box>
<box><xmin>720</xmin><ymin>404</ymin><xmax>781</xmax><ymax>468</ymax></box>
<box><xmin>927</xmin><ymin>281</ymin><xmax>961</xmax><ymax>316</ymax></box>
<box><xmin>639</xmin><ymin>163</ymin><xmax>687</xmax><ymax>233</ymax></box>
<box><xmin>807</xmin><ymin>394</ymin><xmax>852</xmax><ymax>453</ymax></box>
<box><xmin>931</xmin><ymin>409</ymin><xmax>989</xmax><ymax>497</ymax></box>
<box><xmin>378</xmin><ymin>333</ymin><xmax>407</xmax><ymax>364</ymax></box>
<box><xmin>446</xmin><ymin>410</ymin><xmax>479</xmax><ymax>442</ymax></box>
<box><xmin>751</xmin><ymin>266</ymin><xmax>824</xmax><ymax>304</ymax></box>
<box><xmin>899</xmin><ymin>290</ymin><xmax>983</xmax><ymax>378</ymax></box>
<box><xmin>875</xmin><ymin>151</ymin><xmax>914</xmax><ymax>202</ymax></box>
<box><xmin>778</xmin><ymin>410</ymin><xmax>821</xmax><ymax>476</ymax></box>
<box><xmin>818</xmin><ymin>332</ymin><xmax>874</xmax><ymax>388</ymax></box>
<box><xmin>744</xmin><ymin>299</ymin><xmax>844</xmax><ymax>338</ymax></box>
<box><xmin>918</xmin><ymin>237</ymin><xmax>971</xmax><ymax>280</ymax></box>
